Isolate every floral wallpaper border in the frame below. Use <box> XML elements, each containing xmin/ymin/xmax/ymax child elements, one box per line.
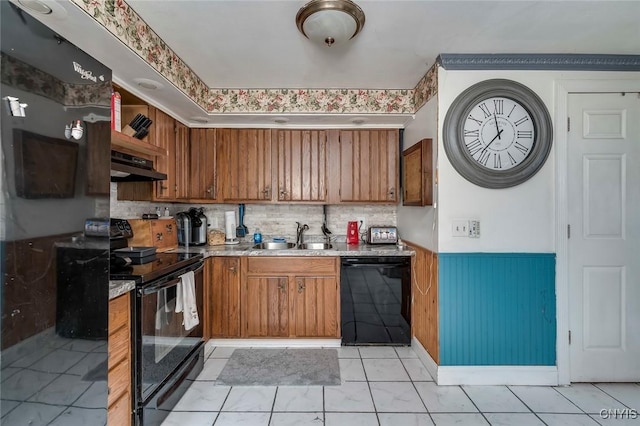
<box><xmin>71</xmin><ymin>0</ymin><xmax>438</xmax><ymax>115</ymax></box>
<box><xmin>1</xmin><ymin>53</ymin><xmax>112</xmax><ymax>107</ymax></box>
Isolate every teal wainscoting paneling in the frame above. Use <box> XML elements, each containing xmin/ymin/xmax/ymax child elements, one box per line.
<box><xmin>438</xmin><ymin>253</ymin><xmax>556</xmax><ymax>366</ymax></box>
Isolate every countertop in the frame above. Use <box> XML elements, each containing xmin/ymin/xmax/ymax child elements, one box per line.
<box><xmin>109</xmin><ymin>279</ymin><xmax>136</xmax><ymax>300</ymax></box>
<box><xmin>168</xmin><ymin>241</ymin><xmax>414</xmax><ymax>257</ymax></box>
<box><xmin>108</xmin><ymin>241</ymin><xmax>413</xmax><ymax>297</ymax></box>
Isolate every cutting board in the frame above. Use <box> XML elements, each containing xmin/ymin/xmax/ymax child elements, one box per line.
<box><xmin>126</xmin><ymin>218</ymin><xmax>178</xmax><ymax>252</ymax></box>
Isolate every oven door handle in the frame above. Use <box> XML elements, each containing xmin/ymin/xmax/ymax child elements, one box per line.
<box><xmin>141</xmin><ymin>263</ymin><xmax>204</xmax><ymax>295</ymax></box>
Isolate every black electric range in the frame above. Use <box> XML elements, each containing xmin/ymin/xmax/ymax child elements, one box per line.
<box><xmin>110</xmin><ymin>252</ymin><xmax>203</xmax><ymax>284</ymax></box>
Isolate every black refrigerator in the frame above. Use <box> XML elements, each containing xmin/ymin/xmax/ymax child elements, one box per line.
<box><xmin>1</xmin><ymin>2</ymin><xmax>111</xmax><ymax>424</ymax></box>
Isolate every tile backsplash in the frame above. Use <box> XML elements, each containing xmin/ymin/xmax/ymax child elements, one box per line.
<box><xmin>110</xmin><ymin>183</ymin><xmax>396</xmax><ymax>241</ymax></box>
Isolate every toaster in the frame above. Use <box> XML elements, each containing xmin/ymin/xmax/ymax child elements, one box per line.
<box><xmin>367</xmin><ymin>226</ymin><xmax>398</xmax><ymax>244</ymax></box>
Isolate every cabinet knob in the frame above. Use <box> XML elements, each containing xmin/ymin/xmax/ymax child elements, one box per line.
<box><xmin>278</xmin><ymin>279</ymin><xmax>287</xmax><ymax>293</ymax></box>
<box><xmin>388</xmin><ymin>187</ymin><xmax>396</xmax><ymax>199</ymax></box>
<box><xmin>279</xmin><ymin>189</ymin><xmax>287</xmax><ymax>198</ymax></box>
<box><xmin>229</xmin><ymin>266</ymin><xmax>236</xmax><ymax>273</ymax></box>
<box><xmin>262</xmin><ymin>187</ymin><xmax>271</xmax><ymax>198</ymax></box>
<box><xmin>297</xmin><ymin>280</ymin><xmax>305</xmax><ymax>293</ymax></box>
<box><xmin>206</xmin><ymin>186</ymin><xmax>213</xmax><ymax>194</ymax></box>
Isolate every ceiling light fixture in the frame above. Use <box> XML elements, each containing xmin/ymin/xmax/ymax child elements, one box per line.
<box><xmin>296</xmin><ymin>0</ymin><xmax>365</xmax><ymax>47</ymax></box>
<box><xmin>18</xmin><ymin>0</ymin><xmax>52</xmax><ymax>15</ymax></box>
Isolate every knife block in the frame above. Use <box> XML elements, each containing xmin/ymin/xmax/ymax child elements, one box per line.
<box><xmin>126</xmin><ymin>218</ymin><xmax>178</xmax><ymax>252</ymax></box>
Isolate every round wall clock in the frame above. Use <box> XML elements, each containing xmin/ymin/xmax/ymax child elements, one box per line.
<box><xmin>443</xmin><ymin>79</ymin><xmax>553</xmax><ymax>189</ymax></box>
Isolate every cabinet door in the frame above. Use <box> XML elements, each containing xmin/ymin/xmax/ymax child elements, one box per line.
<box><xmin>338</xmin><ymin>129</ymin><xmax>399</xmax><ymax>203</ymax></box>
<box><xmin>276</xmin><ymin>129</ymin><xmax>327</xmax><ymax>202</ymax></box>
<box><xmin>175</xmin><ymin>121</ymin><xmax>190</xmax><ymax>200</ymax></box>
<box><xmin>206</xmin><ymin>257</ymin><xmax>240</xmax><ymax>338</ymax></box>
<box><xmin>152</xmin><ymin>107</ymin><xmax>177</xmax><ymax>200</ymax></box>
<box><xmin>243</xmin><ymin>276</ymin><xmax>288</xmax><ymax>337</ymax></box>
<box><xmin>291</xmin><ymin>276</ymin><xmax>339</xmax><ymax>338</ymax></box>
<box><xmin>189</xmin><ymin>128</ymin><xmax>217</xmax><ymax>201</ymax></box>
<box><xmin>402</xmin><ymin>138</ymin><xmax>433</xmax><ymax>206</ymax></box>
<box><xmin>218</xmin><ymin>129</ymin><xmax>272</xmax><ymax>202</ymax></box>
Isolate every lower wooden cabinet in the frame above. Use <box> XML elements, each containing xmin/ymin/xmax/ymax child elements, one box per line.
<box><xmin>108</xmin><ymin>293</ymin><xmax>132</xmax><ymax>426</ymax></box>
<box><xmin>205</xmin><ymin>257</ymin><xmax>241</xmax><ymax>338</ymax></box>
<box><xmin>241</xmin><ymin>257</ymin><xmax>340</xmax><ymax>338</ymax></box>
<box><xmin>206</xmin><ymin>256</ymin><xmax>340</xmax><ymax>339</ymax></box>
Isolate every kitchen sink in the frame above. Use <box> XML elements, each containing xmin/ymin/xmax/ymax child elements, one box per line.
<box><xmin>252</xmin><ymin>242</ymin><xmax>297</xmax><ymax>250</ymax></box>
<box><xmin>298</xmin><ymin>243</ymin><xmax>333</xmax><ymax>250</ymax></box>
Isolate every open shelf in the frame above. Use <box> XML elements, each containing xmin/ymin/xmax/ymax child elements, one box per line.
<box><xmin>111</xmin><ymin>130</ymin><xmax>167</xmax><ymax>157</ymax></box>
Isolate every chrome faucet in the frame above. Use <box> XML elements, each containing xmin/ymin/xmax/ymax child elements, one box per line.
<box><xmin>296</xmin><ymin>222</ymin><xmax>309</xmax><ymax>247</ymax></box>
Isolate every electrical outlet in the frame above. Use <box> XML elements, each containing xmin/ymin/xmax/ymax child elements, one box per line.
<box><xmin>469</xmin><ymin>220</ymin><xmax>480</xmax><ymax>238</ymax></box>
<box><xmin>452</xmin><ymin>219</ymin><xmax>468</xmax><ymax>237</ymax></box>
<box><xmin>357</xmin><ymin>216</ymin><xmax>366</xmax><ymax>232</ymax></box>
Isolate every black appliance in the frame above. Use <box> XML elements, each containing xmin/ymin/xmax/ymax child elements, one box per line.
<box><xmin>111</xmin><ymin>252</ymin><xmax>205</xmax><ymax>426</ymax></box>
<box><xmin>187</xmin><ymin>207</ymin><xmax>207</xmax><ymax>246</ymax></box>
<box><xmin>111</xmin><ymin>150</ymin><xmax>167</xmax><ymax>182</ymax></box>
<box><xmin>56</xmin><ymin>244</ymin><xmax>109</xmax><ymax>339</ymax></box>
<box><xmin>341</xmin><ymin>256</ymin><xmax>412</xmax><ymax>345</ymax></box>
<box><xmin>1</xmin><ymin>2</ymin><xmax>112</xmax><ymax>421</ymax></box>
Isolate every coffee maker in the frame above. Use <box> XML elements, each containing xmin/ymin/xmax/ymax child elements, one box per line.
<box><xmin>347</xmin><ymin>221</ymin><xmax>359</xmax><ymax>245</ymax></box>
<box><xmin>188</xmin><ymin>207</ymin><xmax>207</xmax><ymax>246</ymax></box>
<box><xmin>175</xmin><ymin>212</ymin><xmax>191</xmax><ymax>246</ymax></box>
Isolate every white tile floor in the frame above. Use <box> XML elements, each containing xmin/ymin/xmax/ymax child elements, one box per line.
<box><xmin>1</xmin><ymin>330</ymin><xmax>107</xmax><ymax>426</ymax></box>
<box><xmin>2</xmin><ymin>337</ymin><xmax>639</xmax><ymax>426</ymax></box>
<box><xmin>161</xmin><ymin>345</ymin><xmax>640</xmax><ymax>426</ymax></box>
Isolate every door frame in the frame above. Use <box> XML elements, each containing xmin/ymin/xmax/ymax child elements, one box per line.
<box><xmin>554</xmin><ymin>77</ymin><xmax>640</xmax><ymax>385</ymax></box>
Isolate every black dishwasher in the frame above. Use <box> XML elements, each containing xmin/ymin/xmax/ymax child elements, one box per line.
<box><xmin>341</xmin><ymin>256</ymin><xmax>411</xmax><ymax>345</ymax></box>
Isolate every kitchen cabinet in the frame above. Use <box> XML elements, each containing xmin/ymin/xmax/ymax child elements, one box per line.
<box><xmin>402</xmin><ymin>138</ymin><xmax>433</xmax><ymax>206</ymax></box>
<box><xmin>188</xmin><ymin>128</ymin><xmax>217</xmax><ymax>201</ymax></box>
<box><xmin>151</xmin><ymin>107</ymin><xmax>177</xmax><ymax>200</ymax></box>
<box><xmin>174</xmin><ymin>121</ymin><xmax>190</xmax><ymax>200</ymax></box>
<box><xmin>108</xmin><ymin>292</ymin><xmax>132</xmax><ymax>426</ymax></box>
<box><xmin>241</xmin><ymin>257</ymin><xmax>339</xmax><ymax>338</ymax></box>
<box><xmin>218</xmin><ymin>129</ymin><xmax>273</xmax><ymax>202</ymax></box>
<box><xmin>243</xmin><ymin>276</ymin><xmax>290</xmax><ymax>337</ymax></box>
<box><xmin>275</xmin><ymin>129</ymin><xmax>327</xmax><ymax>202</ymax></box>
<box><xmin>331</xmin><ymin>129</ymin><xmax>399</xmax><ymax>203</ymax></box>
<box><xmin>205</xmin><ymin>257</ymin><xmax>241</xmax><ymax>338</ymax></box>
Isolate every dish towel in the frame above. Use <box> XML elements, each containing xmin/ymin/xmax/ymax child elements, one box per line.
<box><xmin>175</xmin><ymin>270</ymin><xmax>199</xmax><ymax>331</ymax></box>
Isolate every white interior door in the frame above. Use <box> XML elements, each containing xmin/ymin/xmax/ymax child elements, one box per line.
<box><xmin>568</xmin><ymin>93</ymin><xmax>640</xmax><ymax>382</ymax></box>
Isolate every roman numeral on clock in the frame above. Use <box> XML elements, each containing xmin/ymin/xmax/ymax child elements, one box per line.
<box><xmin>507</xmin><ymin>151</ymin><xmax>517</xmax><ymax>166</ymax></box>
<box><xmin>467</xmin><ymin>115</ymin><xmax>483</xmax><ymax>126</ymax></box>
<box><xmin>514</xmin><ymin>141</ymin><xmax>529</xmax><ymax>154</ymax></box>
<box><xmin>517</xmin><ymin>130</ymin><xmax>533</xmax><ymax>139</ymax></box>
<box><xmin>466</xmin><ymin>139</ymin><xmax>483</xmax><ymax>156</ymax></box>
<box><xmin>478</xmin><ymin>150</ymin><xmax>490</xmax><ymax>166</ymax></box>
<box><xmin>514</xmin><ymin>116</ymin><xmax>530</xmax><ymax>127</ymax></box>
<box><xmin>464</xmin><ymin>129</ymin><xmax>479</xmax><ymax>138</ymax></box>
<box><xmin>478</xmin><ymin>103</ymin><xmax>491</xmax><ymax>118</ymax></box>
<box><xmin>493</xmin><ymin>153</ymin><xmax>502</xmax><ymax>169</ymax></box>
<box><xmin>493</xmin><ymin>99</ymin><xmax>504</xmax><ymax>115</ymax></box>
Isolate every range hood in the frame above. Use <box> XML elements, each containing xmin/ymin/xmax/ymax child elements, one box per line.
<box><xmin>110</xmin><ymin>162</ymin><xmax>167</xmax><ymax>181</ymax></box>
<box><xmin>110</xmin><ymin>151</ymin><xmax>167</xmax><ymax>182</ymax></box>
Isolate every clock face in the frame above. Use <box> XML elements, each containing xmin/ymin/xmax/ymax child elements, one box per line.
<box><xmin>463</xmin><ymin>97</ymin><xmax>535</xmax><ymax>171</ymax></box>
<box><xmin>443</xmin><ymin>79</ymin><xmax>553</xmax><ymax>189</ymax></box>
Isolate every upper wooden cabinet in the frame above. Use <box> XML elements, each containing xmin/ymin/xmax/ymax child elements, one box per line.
<box><xmin>188</xmin><ymin>128</ymin><xmax>217</xmax><ymax>202</ymax></box>
<box><xmin>275</xmin><ymin>129</ymin><xmax>327</xmax><ymax>203</ymax></box>
<box><xmin>152</xmin><ymin>107</ymin><xmax>177</xmax><ymax>200</ymax></box>
<box><xmin>218</xmin><ymin>129</ymin><xmax>272</xmax><ymax>202</ymax></box>
<box><xmin>402</xmin><ymin>138</ymin><xmax>433</xmax><ymax>206</ymax></box>
<box><xmin>332</xmin><ymin>129</ymin><xmax>399</xmax><ymax>203</ymax></box>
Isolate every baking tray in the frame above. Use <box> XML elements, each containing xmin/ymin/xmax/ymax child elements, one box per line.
<box><xmin>113</xmin><ymin>246</ymin><xmax>157</xmax><ymax>258</ymax></box>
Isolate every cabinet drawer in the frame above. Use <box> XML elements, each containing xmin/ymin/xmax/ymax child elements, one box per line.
<box><xmin>246</xmin><ymin>257</ymin><xmax>337</xmax><ymax>275</ymax></box>
<box><xmin>108</xmin><ymin>324</ymin><xmax>129</xmax><ymax>370</ymax></box>
<box><xmin>109</xmin><ymin>293</ymin><xmax>129</xmax><ymax>332</ymax></box>
<box><xmin>108</xmin><ymin>357</ymin><xmax>131</xmax><ymax>406</ymax></box>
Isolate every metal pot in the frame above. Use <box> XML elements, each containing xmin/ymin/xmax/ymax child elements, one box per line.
<box><xmin>188</xmin><ymin>208</ymin><xmax>207</xmax><ymax>246</ymax></box>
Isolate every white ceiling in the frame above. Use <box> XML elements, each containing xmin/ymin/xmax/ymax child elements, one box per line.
<box><xmin>11</xmin><ymin>0</ymin><xmax>640</xmax><ymax>127</ymax></box>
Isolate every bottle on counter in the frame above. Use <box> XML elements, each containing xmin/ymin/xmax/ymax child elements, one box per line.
<box><xmin>155</xmin><ymin>207</ymin><xmax>161</xmax><ymax>217</ymax></box>
<box><xmin>164</xmin><ymin>207</ymin><xmax>170</xmax><ymax>217</ymax></box>
<box><xmin>253</xmin><ymin>228</ymin><xmax>262</xmax><ymax>244</ymax></box>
